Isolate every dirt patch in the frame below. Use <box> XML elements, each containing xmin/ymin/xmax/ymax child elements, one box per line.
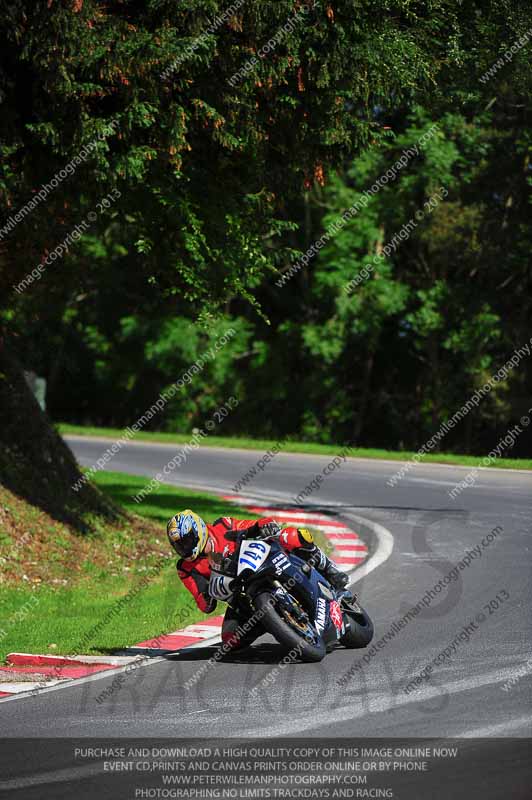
<box><xmin>0</xmin><ymin>484</ymin><xmax>171</xmax><ymax>589</ymax></box>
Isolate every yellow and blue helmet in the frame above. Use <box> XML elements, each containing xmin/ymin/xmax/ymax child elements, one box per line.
<box><xmin>167</xmin><ymin>510</ymin><xmax>208</xmax><ymax>560</ymax></box>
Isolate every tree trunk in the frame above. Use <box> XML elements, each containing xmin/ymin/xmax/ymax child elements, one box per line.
<box><xmin>429</xmin><ymin>332</ymin><xmax>441</xmax><ymax>444</ymax></box>
<box><xmin>0</xmin><ymin>332</ymin><xmax>118</xmax><ymax>531</ymax></box>
<box><xmin>353</xmin><ymin>338</ymin><xmax>378</xmax><ymax>444</ymax></box>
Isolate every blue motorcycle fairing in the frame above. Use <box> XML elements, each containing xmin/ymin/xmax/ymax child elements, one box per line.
<box><xmin>242</xmin><ymin>538</ymin><xmax>344</xmax><ymax>648</ymax></box>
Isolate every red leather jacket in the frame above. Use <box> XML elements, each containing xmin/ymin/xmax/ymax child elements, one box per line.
<box><xmin>176</xmin><ymin>516</ymin><xmax>301</xmax><ymax>612</ymax></box>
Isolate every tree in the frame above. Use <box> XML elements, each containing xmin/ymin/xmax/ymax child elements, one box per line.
<box><xmin>300</xmin><ymin>101</ymin><xmax>531</xmax><ymax>451</ymax></box>
<box><xmin>2</xmin><ymin>0</ymin><xmax>531</xmax><ymax>520</ymax></box>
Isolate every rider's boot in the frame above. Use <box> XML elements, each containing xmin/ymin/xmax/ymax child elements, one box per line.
<box><xmin>294</xmin><ymin>529</ymin><xmax>349</xmax><ymax>591</ymax></box>
<box><xmin>316</xmin><ymin>551</ymin><xmax>350</xmax><ymax>591</ymax></box>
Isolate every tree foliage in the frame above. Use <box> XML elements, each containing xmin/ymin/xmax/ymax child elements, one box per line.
<box><xmin>1</xmin><ymin>0</ymin><xmax>531</xmax><ymax>475</ymax></box>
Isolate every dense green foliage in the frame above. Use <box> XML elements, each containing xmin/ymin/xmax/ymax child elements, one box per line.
<box><xmin>295</xmin><ymin>106</ymin><xmax>532</xmax><ymax>451</ymax></box>
<box><xmin>1</xmin><ymin>0</ymin><xmax>466</xmax><ymax>304</ymax></box>
<box><xmin>1</xmin><ymin>0</ymin><xmax>531</xmax><ymax>463</ymax></box>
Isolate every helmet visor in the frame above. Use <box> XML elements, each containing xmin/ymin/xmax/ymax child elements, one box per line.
<box><xmin>173</xmin><ymin>530</ymin><xmax>199</xmax><ymax>559</ymax></box>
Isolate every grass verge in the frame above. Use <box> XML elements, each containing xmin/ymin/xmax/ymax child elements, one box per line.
<box><xmin>0</xmin><ymin>472</ymin><xmax>258</xmax><ymax>662</ymax></box>
<box><xmin>58</xmin><ymin>423</ymin><xmax>532</xmax><ymax>470</ymax></box>
<box><xmin>0</xmin><ymin>471</ymin><xmax>329</xmax><ymax>662</ymax></box>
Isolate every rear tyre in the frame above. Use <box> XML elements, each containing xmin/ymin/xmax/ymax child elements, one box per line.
<box><xmin>340</xmin><ymin>601</ymin><xmax>374</xmax><ymax>648</ymax></box>
<box><xmin>254</xmin><ymin>592</ymin><xmax>326</xmax><ymax>663</ymax></box>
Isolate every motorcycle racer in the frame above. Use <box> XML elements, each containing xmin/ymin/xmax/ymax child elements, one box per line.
<box><xmin>167</xmin><ymin>509</ymin><xmax>349</xmax><ymax>650</ymax></box>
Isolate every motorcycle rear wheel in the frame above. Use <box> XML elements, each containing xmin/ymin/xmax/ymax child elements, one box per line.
<box><xmin>254</xmin><ymin>592</ymin><xmax>326</xmax><ymax>663</ymax></box>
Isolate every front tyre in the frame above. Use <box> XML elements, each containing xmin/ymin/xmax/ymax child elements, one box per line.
<box><xmin>254</xmin><ymin>592</ymin><xmax>326</xmax><ymax>663</ymax></box>
<box><xmin>340</xmin><ymin>601</ymin><xmax>374</xmax><ymax>649</ymax></box>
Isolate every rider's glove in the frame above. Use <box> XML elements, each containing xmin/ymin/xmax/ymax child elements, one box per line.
<box><xmin>209</xmin><ymin>564</ymin><xmax>236</xmax><ymax>602</ymax></box>
<box><xmin>257</xmin><ymin>520</ymin><xmax>282</xmax><ymax>539</ymax></box>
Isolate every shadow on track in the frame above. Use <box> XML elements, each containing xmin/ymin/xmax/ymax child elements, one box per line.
<box><xmin>164</xmin><ymin>640</ymin><xmax>294</xmax><ymax>665</ymax></box>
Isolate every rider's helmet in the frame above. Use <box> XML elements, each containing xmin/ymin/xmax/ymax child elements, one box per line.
<box><xmin>167</xmin><ymin>510</ymin><xmax>208</xmax><ymax>560</ymax></box>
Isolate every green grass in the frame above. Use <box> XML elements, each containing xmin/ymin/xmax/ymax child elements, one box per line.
<box><xmin>93</xmin><ymin>469</ymin><xmax>254</xmax><ymax>526</ymax></box>
<box><xmin>0</xmin><ymin>575</ymin><xmax>202</xmax><ymax>660</ymax></box>
<box><xmin>0</xmin><ymin>470</ymin><xmax>330</xmax><ymax>662</ymax></box>
<box><xmin>0</xmin><ymin>473</ymin><xmax>259</xmax><ymax>662</ymax></box>
<box><xmin>58</xmin><ymin>422</ymin><xmax>532</xmax><ymax>470</ymax></box>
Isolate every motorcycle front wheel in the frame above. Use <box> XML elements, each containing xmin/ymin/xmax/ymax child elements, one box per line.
<box><xmin>254</xmin><ymin>591</ymin><xmax>326</xmax><ymax>663</ymax></box>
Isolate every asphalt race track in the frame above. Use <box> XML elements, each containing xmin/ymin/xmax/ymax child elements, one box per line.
<box><xmin>2</xmin><ymin>435</ymin><xmax>531</xmax><ymax>798</ymax></box>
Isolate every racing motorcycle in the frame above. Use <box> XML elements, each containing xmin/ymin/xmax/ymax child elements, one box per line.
<box><xmin>208</xmin><ymin>533</ymin><xmax>374</xmax><ymax>662</ymax></box>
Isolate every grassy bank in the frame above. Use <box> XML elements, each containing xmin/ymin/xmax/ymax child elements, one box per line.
<box><xmin>0</xmin><ymin>472</ymin><xmax>259</xmax><ymax>661</ymax></box>
<box><xmin>59</xmin><ymin>423</ymin><xmax>532</xmax><ymax>470</ymax></box>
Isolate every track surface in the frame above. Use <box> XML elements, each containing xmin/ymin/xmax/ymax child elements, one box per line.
<box><xmin>2</xmin><ymin>436</ymin><xmax>531</xmax><ymax>796</ymax></box>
